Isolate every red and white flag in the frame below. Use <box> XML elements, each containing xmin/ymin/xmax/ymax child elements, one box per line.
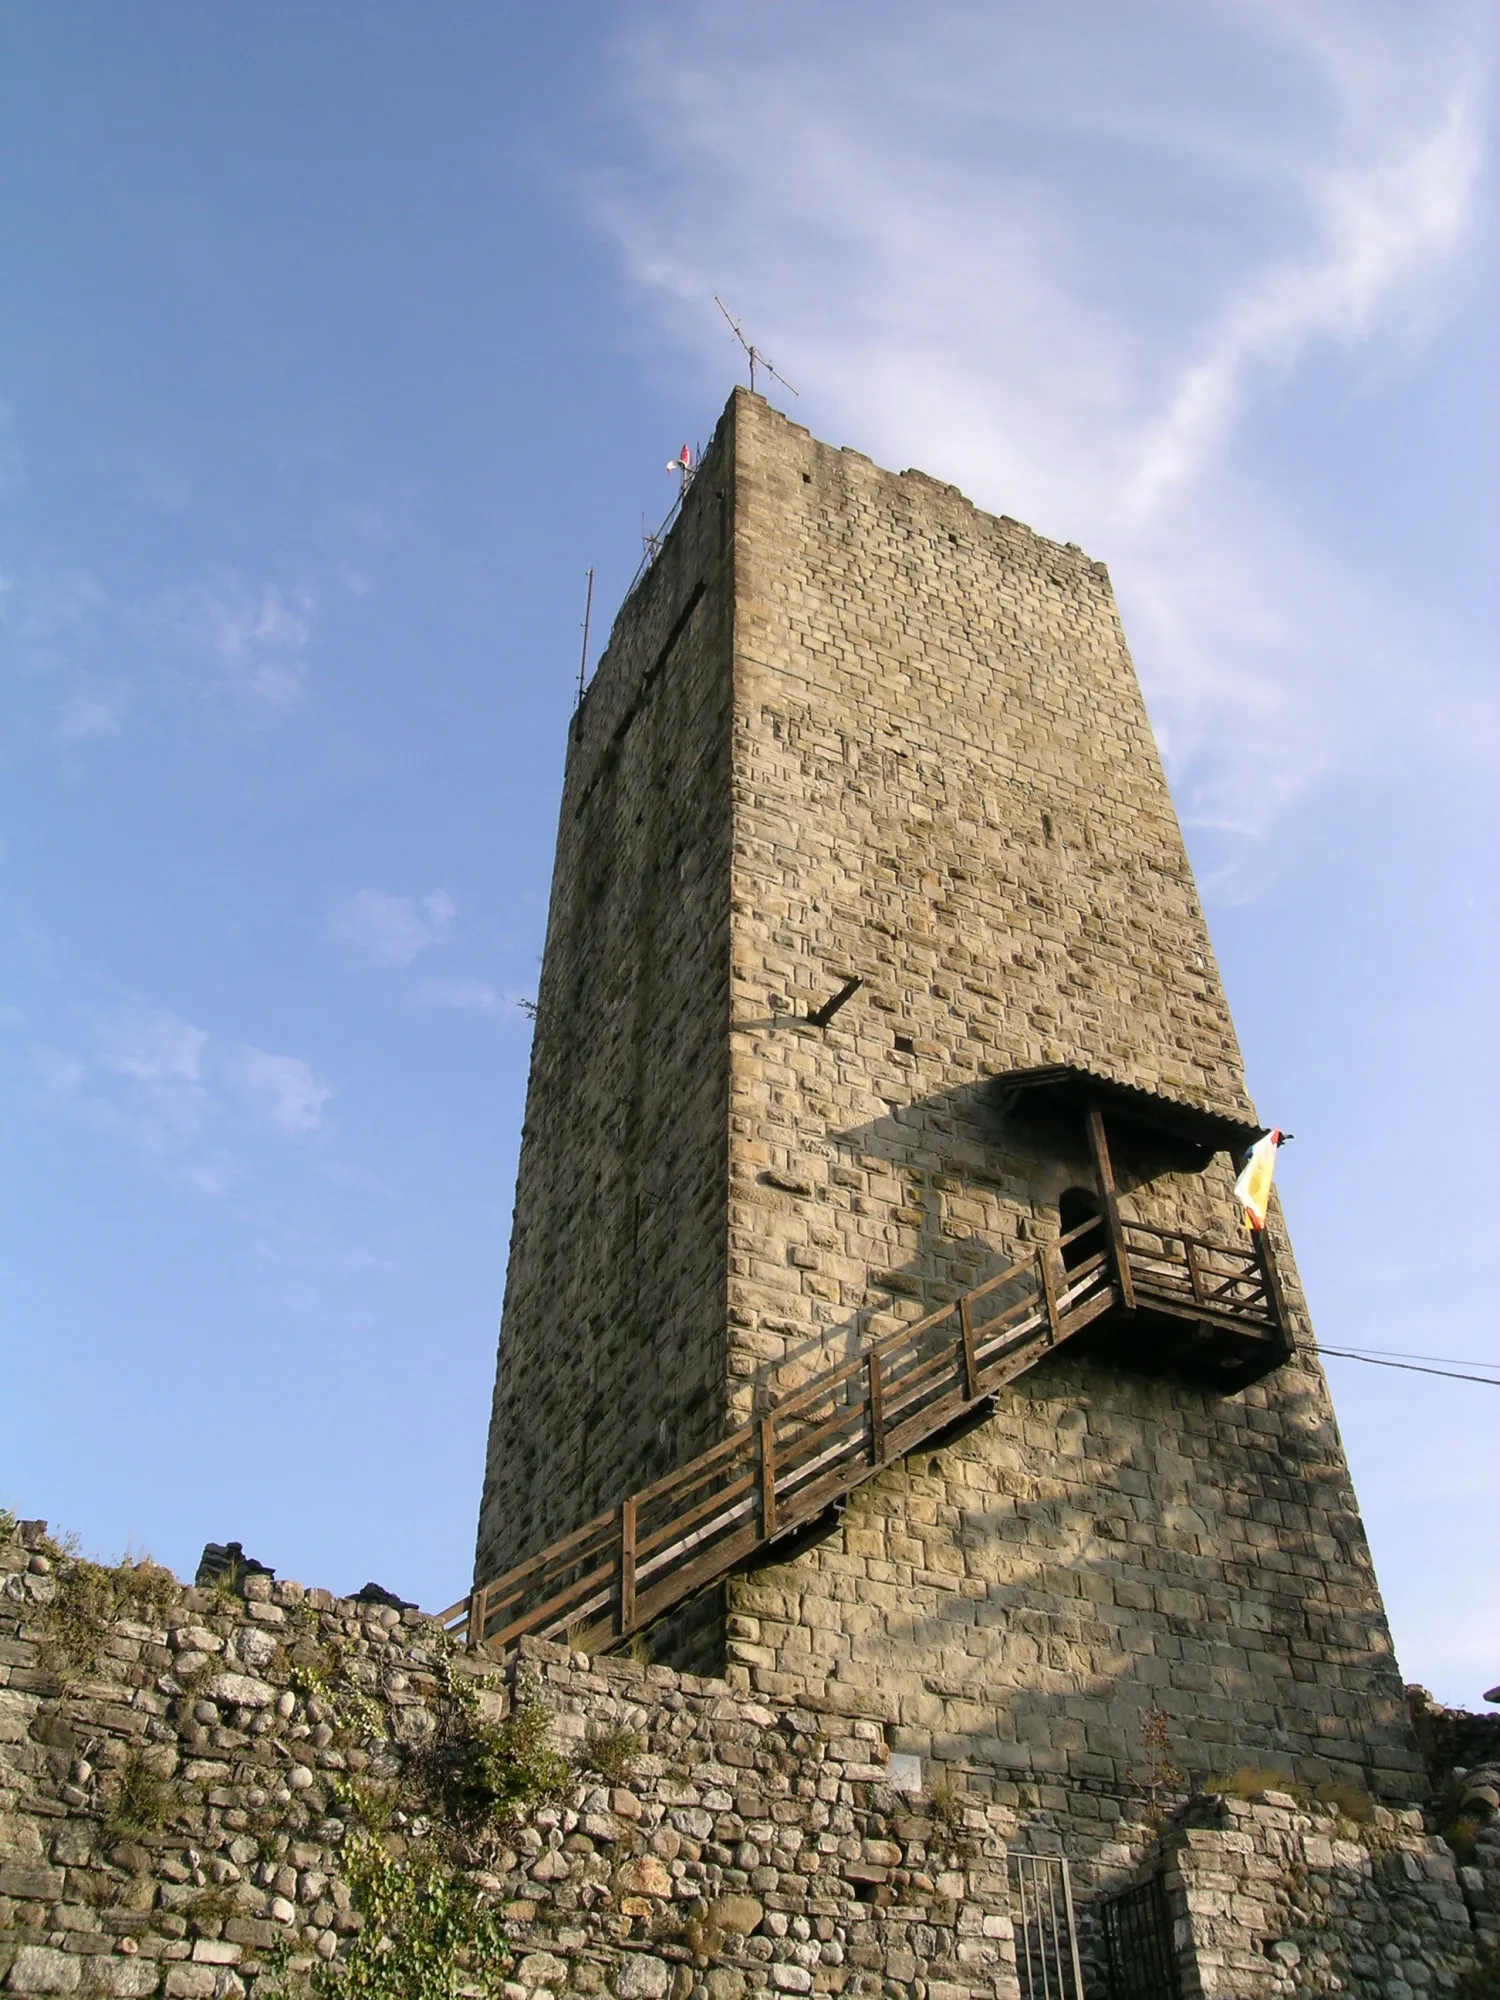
<box><xmin>1234</xmin><ymin>1129</ymin><xmax>1282</xmax><ymax>1233</ymax></box>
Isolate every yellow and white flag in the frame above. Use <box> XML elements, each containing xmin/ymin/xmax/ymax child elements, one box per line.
<box><xmin>1234</xmin><ymin>1129</ymin><xmax>1282</xmax><ymax>1233</ymax></box>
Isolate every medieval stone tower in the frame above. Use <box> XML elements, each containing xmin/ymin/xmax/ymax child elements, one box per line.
<box><xmin>477</xmin><ymin>387</ymin><xmax>1423</xmax><ymax>1846</ymax></box>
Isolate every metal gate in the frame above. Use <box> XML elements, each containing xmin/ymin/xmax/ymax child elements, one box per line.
<box><xmin>1009</xmin><ymin>1852</ymin><xmax>1084</xmax><ymax>2000</ymax></box>
<box><xmin>1099</xmin><ymin>1873</ymin><xmax>1182</xmax><ymax>2000</ymax></box>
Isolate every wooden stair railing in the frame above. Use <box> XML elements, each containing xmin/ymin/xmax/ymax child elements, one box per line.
<box><xmin>438</xmin><ymin>1213</ymin><xmax>1291</xmax><ymax>1657</ymax></box>
<box><xmin>440</xmin><ymin>1216</ymin><xmax>1116</xmax><ymax>1656</ymax></box>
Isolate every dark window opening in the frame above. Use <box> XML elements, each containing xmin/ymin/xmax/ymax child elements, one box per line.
<box><xmin>894</xmin><ymin>1034</ymin><xmax>915</xmax><ymax>1054</ymax></box>
<box><xmin>1059</xmin><ymin>1187</ymin><xmax>1102</xmax><ymax>1271</ymax></box>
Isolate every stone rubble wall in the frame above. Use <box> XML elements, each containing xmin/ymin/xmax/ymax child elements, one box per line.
<box><xmin>4</xmin><ymin>1527</ymin><xmax>1496</xmax><ymax>1999</ymax></box>
<box><xmin>1407</xmin><ymin>1687</ymin><xmax>1500</xmax><ymax>1802</ymax></box>
<box><xmin>1159</xmin><ymin>1790</ymin><xmax>1500</xmax><ymax>1998</ymax></box>
<box><xmin>0</xmin><ymin>1529</ymin><xmax>1024</xmax><ymax>2000</ymax></box>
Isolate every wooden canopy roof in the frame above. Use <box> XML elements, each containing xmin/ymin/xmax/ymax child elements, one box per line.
<box><xmin>993</xmin><ymin>1064</ymin><xmax>1265</xmax><ymax>1158</ymax></box>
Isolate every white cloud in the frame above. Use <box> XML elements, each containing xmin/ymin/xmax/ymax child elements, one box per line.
<box><xmin>97</xmin><ymin>1005</ymin><xmax>208</xmax><ymax>1085</ymax></box>
<box><xmin>595</xmin><ymin>0</ymin><xmax>1491</xmax><ymax>858</ymax></box>
<box><xmin>1128</xmin><ymin>85</ymin><xmax>1479</xmax><ymax>518</ymax></box>
<box><xmin>413</xmin><ymin>978</ymin><xmax>504</xmax><ymax>1012</ymax></box>
<box><xmin>22</xmin><ymin>1003</ymin><xmax>333</xmax><ymax>1182</ymax></box>
<box><xmin>92</xmin><ymin>1004</ymin><xmax>211</xmax><ymax>1149</ymax></box>
<box><xmin>333</xmin><ymin>889</ymin><xmax>456</xmax><ymax>969</ymax></box>
<box><xmin>56</xmin><ymin>683</ymin><xmax>129</xmax><ymax>742</ymax></box>
<box><xmin>155</xmin><ymin>575</ymin><xmax>317</xmax><ymax>720</ymax></box>
<box><xmin>224</xmin><ymin>1046</ymin><xmax>332</xmax><ymax>1136</ymax></box>
<box><xmin>1</xmin><ymin>570</ymin><xmax>109</xmax><ymax>680</ymax></box>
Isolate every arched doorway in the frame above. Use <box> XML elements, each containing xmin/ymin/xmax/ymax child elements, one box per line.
<box><xmin>1058</xmin><ymin>1187</ymin><xmax>1102</xmax><ymax>1271</ymax></box>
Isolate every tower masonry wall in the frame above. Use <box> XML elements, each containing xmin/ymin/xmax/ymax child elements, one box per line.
<box><xmin>476</xmin><ymin>432</ymin><xmax>738</xmax><ymax>1585</ymax></box>
<box><xmin>722</xmin><ymin>390</ymin><xmax>1257</xmax><ymax>1419</ymax></box>
<box><xmin>478</xmin><ymin>388</ymin><xmax>1424</xmax><ymax>1837</ymax></box>
<box><xmin>717</xmin><ymin>393</ymin><xmax>1422</xmax><ymax>1815</ymax></box>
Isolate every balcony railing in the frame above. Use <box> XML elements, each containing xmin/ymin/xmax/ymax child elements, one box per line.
<box><xmin>1123</xmin><ymin>1219</ymin><xmax>1284</xmax><ymax>1332</ymax></box>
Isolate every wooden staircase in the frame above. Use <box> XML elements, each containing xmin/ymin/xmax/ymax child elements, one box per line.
<box><xmin>441</xmin><ymin>1208</ymin><xmax>1288</xmax><ymax>1657</ymax></box>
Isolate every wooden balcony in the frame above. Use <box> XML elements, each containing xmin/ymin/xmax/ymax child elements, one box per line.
<box><xmin>1103</xmin><ymin>1218</ymin><xmax>1292</xmax><ymax>1390</ymax></box>
<box><xmin>996</xmin><ymin>1061</ymin><xmax>1293</xmax><ymax>1389</ymax></box>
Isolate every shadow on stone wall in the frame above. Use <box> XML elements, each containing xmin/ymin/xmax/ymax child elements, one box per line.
<box><xmin>719</xmin><ymin>1080</ymin><xmax>1421</xmax><ymax>1827</ymax></box>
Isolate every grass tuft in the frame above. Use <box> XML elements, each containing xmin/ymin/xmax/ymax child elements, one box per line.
<box><xmin>38</xmin><ymin>1553</ymin><xmax>180</xmax><ymax>1687</ymax></box>
<box><xmin>105</xmin><ymin>1750</ymin><xmax>177</xmax><ymax>1841</ymax></box>
<box><xmin>574</xmin><ymin>1725</ymin><xmax>643</xmax><ymax>1786</ymax></box>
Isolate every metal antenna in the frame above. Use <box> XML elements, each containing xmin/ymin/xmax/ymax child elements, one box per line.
<box><xmin>715</xmin><ymin>297</ymin><xmax>799</xmax><ymax>399</ymax></box>
<box><xmin>576</xmin><ymin>566</ymin><xmax>594</xmax><ymax>708</ymax></box>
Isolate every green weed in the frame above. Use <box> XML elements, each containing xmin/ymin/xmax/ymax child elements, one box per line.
<box><xmin>38</xmin><ymin>1554</ymin><xmax>179</xmax><ymax>1687</ymax></box>
<box><xmin>575</xmin><ymin>1725</ymin><xmax>643</xmax><ymax>1786</ymax></box>
<box><xmin>310</xmin><ymin>1831</ymin><xmax>511</xmax><ymax>2000</ymax></box>
<box><xmin>105</xmin><ymin>1750</ymin><xmax>176</xmax><ymax>1841</ymax></box>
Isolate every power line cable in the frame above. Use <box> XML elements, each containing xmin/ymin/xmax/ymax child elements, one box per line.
<box><xmin>1312</xmin><ymin>1352</ymin><xmax>1500</xmax><ymax>1384</ymax></box>
<box><xmin>1321</xmin><ymin>1343</ymin><xmax>1497</xmax><ymax>1368</ymax></box>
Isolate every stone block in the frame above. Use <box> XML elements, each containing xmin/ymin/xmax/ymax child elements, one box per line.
<box><xmin>0</xmin><ymin>1864</ymin><xmax>64</xmax><ymax>1900</ymax></box>
<box><xmin>614</xmin><ymin>1958</ymin><xmax>670</xmax><ymax>2000</ymax></box>
<box><xmin>709</xmin><ymin>1895</ymin><xmax>764</xmax><ymax>1935</ymax></box>
<box><xmin>82</xmin><ymin>1963</ymin><xmax>161</xmax><ymax>1998</ymax></box>
<box><xmin>6</xmin><ymin>1949</ymin><xmax>82</xmax><ymax>1993</ymax></box>
<box><xmin>161</xmin><ymin>1974</ymin><xmax>219</xmax><ymax>2000</ymax></box>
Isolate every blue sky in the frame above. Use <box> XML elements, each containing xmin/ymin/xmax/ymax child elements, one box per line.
<box><xmin>2</xmin><ymin>3</ymin><xmax>1495</xmax><ymax>1703</ymax></box>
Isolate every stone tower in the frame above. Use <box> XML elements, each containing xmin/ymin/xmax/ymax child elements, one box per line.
<box><xmin>478</xmin><ymin>388</ymin><xmax>1422</xmax><ymax>1834</ymax></box>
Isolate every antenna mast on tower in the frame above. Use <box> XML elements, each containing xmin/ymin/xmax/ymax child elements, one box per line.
<box><xmin>715</xmin><ymin>297</ymin><xmax>799</xmax><ymax>400</ymax></box>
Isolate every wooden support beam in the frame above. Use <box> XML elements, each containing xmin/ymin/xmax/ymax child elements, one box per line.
<box><xmin>1085</xmin><ymin>1104</ymin><xmax>1135</xmax><ymax>1312</ymax></box>
<box><xmin>867</xmin><ymin>1352</ymin><xmax>886</xmax><ymax>1464</ymax></box>
<box><xmin>959</xmin><ymin>1297</ymin><xmax>979</xmax><ymax>1400</ymax></box>
<box><xmin>1184</xmin><ymin>1236</ymin><xmax>1204</xmax><ymax>1306</ymax></box>
<box><xmin>759</xmin><ymin>1417</ymin><xmax>778</xmax><ymax>1538</ymax></box>
<box><xmin>808</xmin><ymin>976</ymin><xmax>863</xmax><ymax>1028</ymax></box>
<box><xmin>1252</xmin><ymin>1219</ymin><xmax>1293</xmax><ymax>1350</ymax></box>
<box><xmin>1039</xmin><ymin>1244</ymin><xmax>1062</xmax><ymax>1345</ymax></box>
<box><xmin>618</xmin><ymin>1497</ymin><xmax>636</xmax><ymax>1636</ymax></box>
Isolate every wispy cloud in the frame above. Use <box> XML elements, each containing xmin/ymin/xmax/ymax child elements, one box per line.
<box><xmin>333</xmin><ymin>889</ymin><xmax>456</xmax><ymax>969</ymax></box>
<box><xmin>2</xmin><ymin>563</ymin><xmax>326</xmax><ymax>743</ymax></box>
<box><xmin>0</xmin><ymin>570</ymin><xmax>109</xmax><ymax>680</ymax></box>
<box><xmin>595</xmin><ymin>0</ymin><xmax>1492</xmax><ymax>870</ymax></box>
<box><xmin>97</xmin><ymin>1005</ymin><xmax>208</xmax><ymax>1083</ymax></box>
<box><xmin>224</xmin><ymin>1046</ymin><xmax>333</xmax><ymax>1135</ymax></box>
<box><xmin>22</xmin><ymin>1001</ymin><xmax>331</xmax><ymax>1184</ymax></box>
<box><xmin>154</xmin><ymin>575</ymin><xmax>317</xmax><ymax>720</ymax></box>
<box><xmin>1128</xmin><ymin>84</ymin><xmax>1479</xmax><ymax>518</ymax></box>
<box><xmin>94</xmin><ymin>1004</ymin><xmax>211</xmax><ymax>1147</ymax></box>
<box><xmin>56</xmin><ymin>682</ymin><xmax>130</xmax><ymax>742</ymax></box>
<box><xmin>413</xmin><ymin>978</ymin><xmax>501</xmax><ymax>1012</ymax></box>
